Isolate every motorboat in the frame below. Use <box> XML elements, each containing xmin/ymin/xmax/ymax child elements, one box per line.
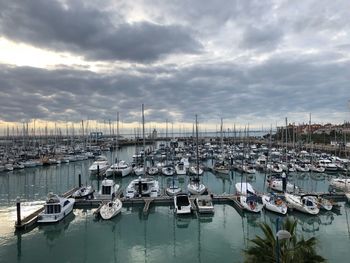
<box><xmin>318</xmin><ymin>159</ymin><xmax>338</xmax><ymax>172</ymax></box>
<box><xmin>175</xmin><ymin>162</ymin><xmax>187</xmax><ymax>175</ymax></box>
<box><xmin>99</xmin><ymin>198</ymin><xmax>122</xmax><ymax>220</ymax></box>
<box><xmin>105</xmin><ymin>160</ymin><xmax>132</xmax><ymax>177</ymax></box>
<box><xmin>37</xmin><ymin>193</ymin><xmax>75</xmax><ymax>223</ymax></box>
<box><xmin>88</xmin><ymin>156</ymin><xmax>109</xmax><ymax>175</ymax></box>
<box><xmin>187</xmin><ymin>177</ymin><xmax>206</xmax><ymax>195</ymax></box>
<box><xmin>96</xmin><ymin>178</ymin><xmax>120</xmax><ymax>200</ymax></box>
<box><xmin>174</xmin><ymin>194</ymin><xmax>192</xmax><ymax>215</ymax></box>
<box><xmin>195</xmin><ymin>195</ymin><xmax>214</xmax><ymax>214</ymax></box>
<box><xmin>125</xmin><ymin>177</ymin><xmax>160</xmax><ymax>198</ymax></box>
<box><xmin>285</xmin><ymin>193</ymin><xmax>319</xmax><ymax>215</ymax></box>
<box><xmin>235</xmin><ymin>182</ymin><xmax>263</xmax><ymax>213</ymax></box>
<box><xmin>261</xmin><ymin>193</ymin><xmax>287</xmax><ymax>215</ymax></box>
<box><xmin>72</xmin><ymin>185</ymin><xmax>94</xmax><ymax>199</ymax></box>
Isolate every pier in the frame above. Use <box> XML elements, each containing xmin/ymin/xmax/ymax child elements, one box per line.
<box><xmin>15</xmin><ymin>187</ymin><xmax>348</xmax><ymax>232</ymax></box>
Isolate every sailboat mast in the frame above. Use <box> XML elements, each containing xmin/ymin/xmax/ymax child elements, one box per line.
<box><xmin>142</xmin><ymin>104</ymin><xmax>146</xmax><ymax>174</ymax></box>
<box><xmin>196</xmin><ymin>115</ymin><xmax>199</xmax><ymax>177</ymax></box>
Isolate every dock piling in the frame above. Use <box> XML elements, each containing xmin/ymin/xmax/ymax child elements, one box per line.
<box><xmin>16</xmin><ymin>197</ymin><xmax>21</xmax><ymax>226</ymax></box>
<box><xmin>78</xmin><ymin>173</ymin><xmax>82</xmax><ymax>187</ymax></box>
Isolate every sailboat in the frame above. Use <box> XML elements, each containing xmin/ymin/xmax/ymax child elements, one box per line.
<box><xmin>99</xmin><ymin>198</ymin><xmax>123</xmax><ymax>220</ymax></box>
<box><xmin>235</xmin><ymin>182</ymin><xmax>263</xmax><ymax>213</ymax></box>
<box><xmin>125</xmin><ymin>104</ymin><xmax>160</xmax><ymax>198</ymax></box>
<box><xmin>187</xmin><ymin>115</ymin><xmax>206</xmax><ymax>195</ymax></box>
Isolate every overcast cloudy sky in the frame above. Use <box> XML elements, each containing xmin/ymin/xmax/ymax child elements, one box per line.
<box><xmin>0</xmin><ymin>0</ymin><xmax>349</xmax><ymax>130</ymax></box>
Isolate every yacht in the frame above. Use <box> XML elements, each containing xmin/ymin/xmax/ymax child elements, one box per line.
<box><xmin>125</xmin><ymin>177</ymin><xmax>160</xmax><ymax>198</ymax></box>
<box><xmin>96</xmin><ymin>178</ymin><xmax>120</xmax><ymax>200</ymax></box>
<box><xmin>105</xmin><ymin>160</ymin><xmax>132</xmax><ymax>177</ymax></box>
<box><xmin>88</xmin><ymin>156</ymin><xmax>110</xmax><ymax>175</ymax></box>
<box><xmin>285</xmin><ymin>193</ymin><xmax>319</xmax><ymax>215</ymax></box>
<box><xmin>318</xmin><ymin>159</ymin><xmax>338</xmax><ymax>172</ymax></box>
<box><xmin>174</xmin><ymin>194</ymin><xmax>192</xmax><ymax>215</ymax></box>
<box><xmin>99</xmin><ymin>198</ymin><xmax>122</xmax><ymax>220</ymax></box>
<box><xmin>37</xmin><ymin>193</ymin><xmax>75</xmax><ymax>223</ymax></box>
<box><xmin>147</xmin><ymin>166</ymin><xmax>159</xmax><ymax>176</ymax></box>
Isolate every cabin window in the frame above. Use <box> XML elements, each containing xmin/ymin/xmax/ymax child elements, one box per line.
<box><xmin>46</xmin><ymin>204</ymin><xmax>61</xmax><ymax>214</ymax></box>
<box><xmin>63</xmin><ymin>200</ymin><xmax>70</xmax><ymax>207</ymax></box>
<box><xmin>102</xmin><ymin>186</ymin><xmax>111</xmax><ymax>195</ymax></box>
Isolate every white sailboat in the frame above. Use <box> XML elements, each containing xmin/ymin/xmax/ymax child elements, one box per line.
<box><xmin>72</xmin><ymin>185</ymin><xmax>94</xmax><ymax>199</ymax></box>
<box><xmin>261</xmin><ymin>193</ymin><xmax>288</xmax><ymax>215</ymax></box>
<box><xmin>235</xmin><ymin>182</ymin><xmax>263</xmax><ymax>213</ymax></box>
<box><xmin>285</xmin><ymin>193</ymin><xmax>319</xmax><ymax>215</ymax></box>
<box><xmin>100</xmin><ymin>198</ymin><xmax>122</xmax><ymax>220</ymax></box>
<box><xmin>187</xmin><ymin>115</ymin><xmax>206</xmax><ymax>195</ymax></box>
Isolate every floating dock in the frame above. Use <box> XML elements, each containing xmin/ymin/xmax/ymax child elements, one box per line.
<box><xmin>14</xmin><ymin>187</ymin><xmax>347</xmax><ymax>231</ymax></box>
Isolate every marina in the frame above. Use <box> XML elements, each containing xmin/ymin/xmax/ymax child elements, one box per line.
<box><xmin>1</xmin><ymin>139</ymin><xmax>350</xmax><ymax>262</ymax></box>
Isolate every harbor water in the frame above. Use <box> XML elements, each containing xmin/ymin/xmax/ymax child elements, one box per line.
<box><xmin>0</xmin><ymin>146</ymin><xmax>350</xmax><ymax>262</ymax></box>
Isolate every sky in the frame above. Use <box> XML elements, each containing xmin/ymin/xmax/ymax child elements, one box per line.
<box><xmin>0</xmin><ymin>0</ymin><xmax>349</xmax><ymax>132</ymax></box>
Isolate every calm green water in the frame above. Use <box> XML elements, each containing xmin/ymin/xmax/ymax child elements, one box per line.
<box><xmin>0</xmin><ymin>147</ymin><xmax>350</xmax><ymax>262</ymax></box>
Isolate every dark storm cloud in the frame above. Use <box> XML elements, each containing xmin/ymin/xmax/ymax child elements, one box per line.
<box><xmin>1</xmin><ymin>49</ymin><xmax>349</xmax><ymax>124</ymax></box>
<box><xmin>0</xmin><ymin>0</ymin><xmax>202</xmax><ymax>62</ymax></box>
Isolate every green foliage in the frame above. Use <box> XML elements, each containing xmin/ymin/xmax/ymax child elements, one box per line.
<box><xmin>243</xmin><ymin>217</ymin><xmax>326</xmax><ymax>263</ymax></box>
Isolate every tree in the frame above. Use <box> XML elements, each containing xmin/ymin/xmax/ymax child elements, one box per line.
<box><xmin>243</xmin><ymin>217</ymin><xmax>326</xmax><ymax>263</ymax></box>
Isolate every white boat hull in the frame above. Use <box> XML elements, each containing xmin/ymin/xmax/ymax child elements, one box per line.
<box><xmin>100</xmin><ymin>199</ymin><xmax>122</xmax><ymax>220</ymax></box>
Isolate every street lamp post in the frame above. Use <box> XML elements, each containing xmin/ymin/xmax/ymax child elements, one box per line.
<box><xmin>276</xmin><ymin>217</ymin><xmax>292</xmax><ymax>263</ymax></box>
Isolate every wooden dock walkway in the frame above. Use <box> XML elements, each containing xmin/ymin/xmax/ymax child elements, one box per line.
<box><xmin>15</xmin><ymin>189</ymin><xmax>347</xmax><ymax>231</ymax></box>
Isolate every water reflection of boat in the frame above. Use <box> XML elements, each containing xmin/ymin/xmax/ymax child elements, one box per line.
<box><xmin>176</xmin><ymin>215</ymin><xmax>192</xmax><ymax>228</ymax></box>
<box><xmin>198</xmin><ymin>213</ymin><xmax>213</xmax><ymax>223</ymax></box>
<box><xmin>292</xmin><ymin>212</ymin><xmax>320</xmax><ymax>233</ymax></box>
<box><xmin>39</xmin><ymin>212</ymin><xmax>75</xmax><ymax>241</ymax></box>
<box><xmin>318</xmin><ymin>211</ymin><xmax>334</xmax><ymax>225</ymax></box>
